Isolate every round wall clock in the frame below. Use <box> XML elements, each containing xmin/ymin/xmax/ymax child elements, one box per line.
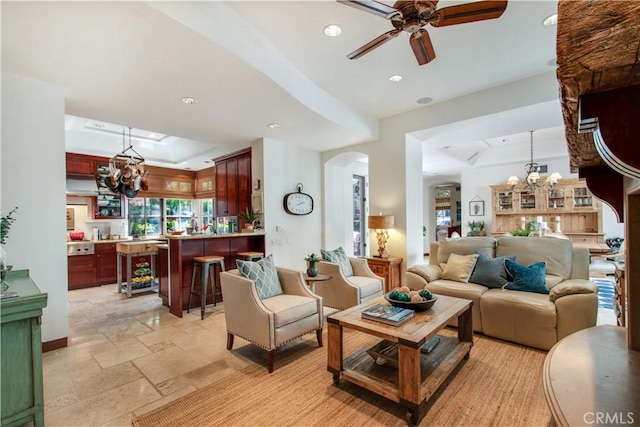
<box><xmin>283</xmin><ymin>183</ymin><xmax>314</xmax><ymax>215</ymax></box>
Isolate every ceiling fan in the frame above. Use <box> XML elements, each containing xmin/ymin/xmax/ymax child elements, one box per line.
<box><xmin>338</xmin><ymin>0</ymin><xmax>508</xmax><ymax>65</ymax></box>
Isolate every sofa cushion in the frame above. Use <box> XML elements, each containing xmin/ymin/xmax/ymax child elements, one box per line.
<box><xmin>437</xmin><ymin>237</ymin><xmax>496</xmax><ymax>264</ymax></box>
<box><xmin>545</xmin><ymin>275</ymin><xmax>564</xmax><ymax>289</ymax></box>
<box><xmin>261</xmin><ymin>294</ymin><xmax>318</xmax><ymax>328</ymax></box>
<box><xmin>321</xmin><ymin>246</ymin><xmax>353</xmax><ymax>277</ymax></box>
<box><xmin>469</xmin><ymin>252</ymin><xmax>516</xmax><ymax>288</ymax></box>
<box><xmin>441</xmin><ymin>253</ymin><xmax>479</xmax><ymax>283</ymax></box>
<box><xmin>496</xmin><ymin>236</ymin><xmax>572</xmax><ymax>279</ymax></box>
<box><xmin>237</xmin><ymin>254</ymin><xmax>283</xmax><ymax>299</ymax></box>
<box><xmin>504</xmin><ymin>259</ymin><xmax>549</xmax><ymax>294</ymax></box>
<box><xmin>426</xmin><ymin>279</ymin><xmax>488</xmax><ymax>332</ymax></box>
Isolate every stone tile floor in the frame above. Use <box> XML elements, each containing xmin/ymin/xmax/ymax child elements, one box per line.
<box><xmin>44</xmin><ymin>282</ymin><xmax>617</xmax><ymax>426</ymax></box>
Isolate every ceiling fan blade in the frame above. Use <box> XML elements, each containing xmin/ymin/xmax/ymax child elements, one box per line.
<box><xmin>347</xmin><ymin>29</ymin><xmax>402</xmax><ymax>60</ymax></box>
<box><xmin>337</xmin><ymin>0</ymin><xmax>402</xmax><ymax>20</ymax></box>
<box><xmin>430</xmin><ymin>1</ymin><xmax>508</xmax><ymax>27</ymax></box>
<box><xmin>409</xmin><ymin>29</ymin><xmax>436</xmax><ymax>65</ymax></box>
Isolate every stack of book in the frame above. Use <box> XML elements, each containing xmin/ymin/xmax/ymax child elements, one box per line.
<box><xmin>361</xmin><ymin>303</ymin><xmax>414</xmax><ymax>326</ymax></box>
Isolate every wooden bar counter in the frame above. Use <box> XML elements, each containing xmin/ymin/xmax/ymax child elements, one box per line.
<box><xmin>166</xmin><ymin>232</ymin><xmax>266</xmax><ymax>317</ymax></box>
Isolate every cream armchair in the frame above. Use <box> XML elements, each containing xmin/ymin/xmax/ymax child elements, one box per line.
<box><xmin>315</xmin><ymin>257</ymin><xmax>384</xmax><ymax>310</ymax></box>
<box><xmin>220</xmin><ymin>267</ymin><xmax>324</xmax><ymax>373</ymax></box>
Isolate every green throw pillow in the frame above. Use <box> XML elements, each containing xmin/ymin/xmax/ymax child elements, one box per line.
<box><xmin>321</xmin><ymin>247</ymin><xmax>353</xmax><ymax>277</ymax></box>
<box><xmin>469</xmin><ymin>251</ymin><xmax>516</xmax><ymax>289</ymax></box>
<box><xmin>236</xmin><ymin>254</ymin><xmax>283</xmax><ymax>299</ymax></box>
<box><xmin>503</xmin><ymin>259</ymin><xmax>549</xmax><ymax>294</ymax></box>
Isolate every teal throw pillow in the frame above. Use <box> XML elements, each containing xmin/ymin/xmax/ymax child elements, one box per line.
<box><xmin>503</xmin><ymin>259</ymin><xmax>549</xmax><ymax>294</ymax></box>
<box><xmin>469</xmin><ymin>252</ymin><xmax>516</xmax><ymax>289</ymax></box>
<box><xmin>320</xmin><ymin>247</ymin><xmax>353</xmax><ymax>277</ymax></box>
<box><xmin>236</xmin><ymin>254</ymin><xmax>283</xmax><ymax>299</ymax></box>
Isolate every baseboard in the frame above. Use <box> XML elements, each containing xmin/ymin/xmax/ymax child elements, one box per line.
<box><xmin>42</xmin><ymin>337</ymin><xmax>68</xmax><ymax>353</ymax></box>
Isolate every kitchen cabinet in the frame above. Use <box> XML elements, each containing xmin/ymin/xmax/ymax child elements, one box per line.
<box><xmin>67</xmin><ymin>255</ymin><xmax>96</xmax><ymax>290</ymax></box>
<box><xmin>94</xmin><ymin>163</ymin><xmax>125</xmax><ymax>219</ymax></box>
<box><xmin>490</xmin><ymin>178</ymin><xmax>603</xmax><ymax>243</ymax></box>
<box><xmin>1</xmin><ymin>270</ymin><xmax>47</xmax><ymax>427</ymax></box>
<box><xmin>215</xmin><ymin>148</ymin><xmax>251</xmax><ymax>218</ymax></box>
<box><xmin>157</xmin><ymin>245</ymin><xmax>169</xmax><ymax>306</ymax></box>
<box><xmin>95</xmin><ymin>243</ymin><xmax>118</xmax><ymax>285</ymax></box>
<box><xmin>66</xmin><ymin>153</ymin><xmax>94</xmax><ymax>176</ymax></box>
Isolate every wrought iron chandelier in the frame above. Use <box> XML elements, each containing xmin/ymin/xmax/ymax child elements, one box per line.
<box><xmin>507</xmin><ymin>130</ymin><xmax>561</xmax><ymax>193</ymax></box>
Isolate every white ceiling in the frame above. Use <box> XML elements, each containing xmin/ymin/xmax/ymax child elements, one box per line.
<box><xmin>1</xmin><ymin>1</ymin><xmax>562</xmax><ymax>173</ymax></box>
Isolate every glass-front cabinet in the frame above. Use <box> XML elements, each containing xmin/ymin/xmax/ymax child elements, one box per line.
<box><xmin>572</xmin><ymin>186</ymin><xmax>593</xmax><ymax>208</ymax></box>
<box><xmin>547</xmin><ymin>188</ymin><xmax>566</xmax><ymax>209</ymax></box>
<box><xmin>519</xmin><ymin>191</ymin><xmax>536</xmax><ymax>210</ymax></box>
<box><xmin>496</xmin><ymin>190</ymin><xmax>514</xmax><ymax>212</ymax></box>
<box><xmin>95</xmin><ymin>163</ymin><xmax>124</xmax><ymax>219</ymax></box>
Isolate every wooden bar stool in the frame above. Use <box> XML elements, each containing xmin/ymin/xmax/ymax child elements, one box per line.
<box><xmin>188</xmin><ymin>255</ymin><xmax>225</xmax><ymax>320</ymax></box>
<box><xmin>236</xmin><ymin>251</ymin><xmax>264</xmax><ymax>262</ymax></box>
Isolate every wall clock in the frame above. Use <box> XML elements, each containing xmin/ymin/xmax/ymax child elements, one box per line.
<box><xmin>283</xmin><ymin>183</ymin><xmax>314</xmax><ymax>215</ymax></box>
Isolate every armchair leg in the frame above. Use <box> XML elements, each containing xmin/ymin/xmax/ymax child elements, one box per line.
<box><xmin>267</xmin><ymin>349</ymin><xmax>275</xmax><ymax>373</ymax></box>
<box><xmin>226</xmin><ymin>332</ymin><xmax>234</xmax><ymax>350</ymax></box>
<box><xmin>316</xmin><ymin>328</ymin><xmax>323</xmax><ymax>347</ymax></box>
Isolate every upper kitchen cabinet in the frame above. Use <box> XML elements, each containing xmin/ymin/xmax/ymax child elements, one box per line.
<box><xmin>215</xmin><ymin>148</ymin><xmax>251</xmax><ymax>217</ymax></box>
<box><xmin>66</xmin><ymin>152</ymin><xmax>95</xmax><ymax>177</ymax></box>
<box><xmin>195</xmin><ymin>166</ymin><xmax>215</xmax><ymax>199</ymax></box>
<box><xmin>95</xmin><ymin>162</ymin><xmax>125</xmax><ymax>219</ymax></box>
<box><xmin>142</xmin><ymin>166</ymin><xmax>196</xmax><ymax>199</ymax></box>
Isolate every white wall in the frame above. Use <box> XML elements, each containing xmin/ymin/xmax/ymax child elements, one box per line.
<box><xmin>1</xmin><ymin>72</ymin><xmax>68</xmax><ymax>343</ymax></box>
<box><xmin>258</xmin><ymin>138</ymin><xmax>322</xmax><ymax>270</ymax></box>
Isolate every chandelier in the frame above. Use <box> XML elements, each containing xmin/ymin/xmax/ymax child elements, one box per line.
<box><xmin>102</xmin><ymin>127</ymin><xmax>149</xmax><ymax>198</ymax></box>
<box><xmin>507</xmin><ymin>130</ymin><xmax>561</xmax><ymax>193</ymax></box>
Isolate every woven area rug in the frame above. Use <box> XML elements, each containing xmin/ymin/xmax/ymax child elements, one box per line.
<box><xmin>132</xmin><ymin>329</ymin><xmax>554</xmax><ymax>427</ymax></box>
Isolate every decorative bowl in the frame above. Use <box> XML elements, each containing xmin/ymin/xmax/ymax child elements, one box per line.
<box><xmin>69</xmin><ymin>231</ymin><xmax>85</xmax><ymax>241</ymax></box>
<box><xmin>169</xmin><ymin>231</ymin><xmax>184</xmax><ymax>236</ymax></box>
<box><xmin>384</xmin><ymin>292</ymin><xmax>437</xmax><ymax>312</ymax></box>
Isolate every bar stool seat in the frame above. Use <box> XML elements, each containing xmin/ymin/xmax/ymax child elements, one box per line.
<box><xmin>188</xmin><ymin>255</ymin><xmax>225</xmax><ymax>320</ymax></box>
<box><xmin>236</xmin><ymin>251</ymin><xmax>264</xmax><ymax>262</ymax></box>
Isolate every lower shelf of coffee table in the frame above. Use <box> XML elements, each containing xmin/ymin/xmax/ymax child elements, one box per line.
<box><xmin>339</xmin><ymin>334</ymin><xmax>470</xmax><ymax>404</ymax></box>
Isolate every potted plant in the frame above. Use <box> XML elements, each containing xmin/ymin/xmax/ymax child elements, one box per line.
<box><xmin>1</xmin><ymin>206</ymin><xmax>18</xmax><ymax>291</ymax></box>
<box><xmin>239</xmin><ymin>207</ymin><xmax>262</xmax><ymax>231</ymax></box>
<box><xmin>467</xmin><ymin>220</ymin><xmax>479</xmax><ymax>236</ymax></box>
<box><xmin>304</xmin><ymin>253</ymin><xmax>321</xmax><ymax>277</ymax></box>
<box><xmin>477</xmin><ymin>221</ymin><xmax>486</xmax><ymax>236</ymax></box>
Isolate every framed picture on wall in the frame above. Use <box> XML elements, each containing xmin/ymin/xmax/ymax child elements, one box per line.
<box><xmin>469</xmin><ymin>200</ymin><xmax>484</xmax><ymax>216</ymax></box>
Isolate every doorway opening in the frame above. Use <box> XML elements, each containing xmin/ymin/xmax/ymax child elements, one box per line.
<box><xmin>353</xmin><ymin>175</ymin><xmax>366</xmax><ymax>256</ymax></box>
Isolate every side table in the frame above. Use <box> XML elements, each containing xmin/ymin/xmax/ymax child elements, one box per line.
<box><xmin>303</xmin><ymin>273</ymin><xmax>331</xmax><ymax>292</ymax></box>
<box><xmin>365</xmin><ymin>257</ymin><xmax>402</xmax><ymax>292</ymax></box>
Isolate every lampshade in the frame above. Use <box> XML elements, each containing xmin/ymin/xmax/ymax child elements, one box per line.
<box><xmin>368</xmin><ymin>215</ymin><xmax>394</xmax><ymax>230</ymax></box>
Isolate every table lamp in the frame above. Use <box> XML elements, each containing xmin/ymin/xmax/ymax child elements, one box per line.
<box><xmin>368</xmin><ymin>214</ymin><xmax>394</xmax><ymax>258</ymax></box>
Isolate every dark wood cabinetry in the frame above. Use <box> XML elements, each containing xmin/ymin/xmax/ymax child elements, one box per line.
<box><xmin>365</xmin><ymin>257</ymin><xmax>403</xmax><ymax>293</ymax></box>
<box><xmin>66</xmin><ymin>153</ymin><xmax>94</xmax><ymax>176</ymax></box>
<box><xmin>95</xmin><ymin>243</ymin><xmax>118</xmax><ymax>285</ymax></box>
<box><xmin>214</xmin><ymin>148</ymin><xmax>251</xmax><ymax>220</ymax></box>
<box><xmin>67</xmin><ymin>255</ymin><xmax>96</xmax><ymax>290</ymax></box>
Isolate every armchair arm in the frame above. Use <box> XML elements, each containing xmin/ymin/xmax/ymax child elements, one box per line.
<box><xmin>220</xmin><ymin>270</ymin><xmax>274</xmax><ymax>349</ymax></box>
<box><xmin>349</xmin><ymin>257</ymin><xmax>379</xmax><ymax>279</ymax></box>
<box><xmin>548</xmin><ymin>279</ymin><xmax>598</xmax><ymax>302</ymax></box>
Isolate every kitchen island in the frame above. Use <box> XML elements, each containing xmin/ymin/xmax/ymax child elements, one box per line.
<box><xmin>166</xmin><ymin>232</ymin><xmax>266</xmax><ymax>317</ymax></box>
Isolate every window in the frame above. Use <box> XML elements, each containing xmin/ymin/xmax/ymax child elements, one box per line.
<box><xmin>435</xmin><ymin>187</ymin><xmax>452</xmax><ymax>226</ymax></box>
<box><xmin>128</xmin><ymin>198</ymin><xmax>161</xmax><ymax>236</ymax></box>
<box><xmin>166</xmin><ymin>199</ymin><xmax>194</xmax><ymax>231</ymax></box>
<box><xmin>201</xmin><ymin>199</ymin><xmax>215</xmax><ymax>229</ymax></box>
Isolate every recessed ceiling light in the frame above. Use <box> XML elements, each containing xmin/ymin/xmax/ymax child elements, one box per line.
<box><xmin>268</xmin><ymin>123</ymin><xmax>281</xmax><ymax>129</ymax></box>
<box><xmin>543</xmin><ymin>13</ymin><xmax>558</xmax><ymax>27</ymax></box>
<box><xmin>181</xmin><ymin>97</ymin><xmax>199</xmax><ymax>104</ymax></box>
<box><xmin>388</xmin><ymin>75</ymin><xmax>402</xmax><ymax>82</ymax></box>
<box><xmin>416</xmin><ymin>97</ymin><xmax>433</xmax><ymax>105</ymax></box>
<box><xmin>323</xmin><ymin>24</ymin><xmax>342</xmax><ymax>37</ymax></box>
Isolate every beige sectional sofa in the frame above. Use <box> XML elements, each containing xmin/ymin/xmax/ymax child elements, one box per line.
<box><xmin>406</xmin><ymin>236</ymin><xmax>598</xmax><ymax>350</ymax></box>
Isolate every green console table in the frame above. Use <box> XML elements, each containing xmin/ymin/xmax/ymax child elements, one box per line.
<box><xmin>1</xmin><ymin>269</ymin><xmax>48</xmax><ymax>427</ymax></box>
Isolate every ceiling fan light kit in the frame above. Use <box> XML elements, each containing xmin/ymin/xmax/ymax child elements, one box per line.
<box><xmin>338</xmin><ymin>0</ymin><xmax>508</xmax><ymax>65</ymax></box>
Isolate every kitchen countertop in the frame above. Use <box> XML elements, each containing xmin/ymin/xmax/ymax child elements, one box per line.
<box><xmin>164</xmin><ymin>231</ymin><xmax>266</xmax><ymax>240</ymax></box>
<box><xmin>67</xmin><ymin>238</ymin><xmax>168</xmax><ymax>245</ymax></box>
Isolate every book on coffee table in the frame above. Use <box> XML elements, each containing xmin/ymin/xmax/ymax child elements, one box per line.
<box><xmin>361</xmin><ymin>303</ymin><xmax>414</xmax><ymax>326</ymax></box>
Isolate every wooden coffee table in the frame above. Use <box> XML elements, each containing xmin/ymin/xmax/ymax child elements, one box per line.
<box><xmin>327</xmin><ymin>294</ymin><xmax>473</xmax><ymax>425</ymax></box>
